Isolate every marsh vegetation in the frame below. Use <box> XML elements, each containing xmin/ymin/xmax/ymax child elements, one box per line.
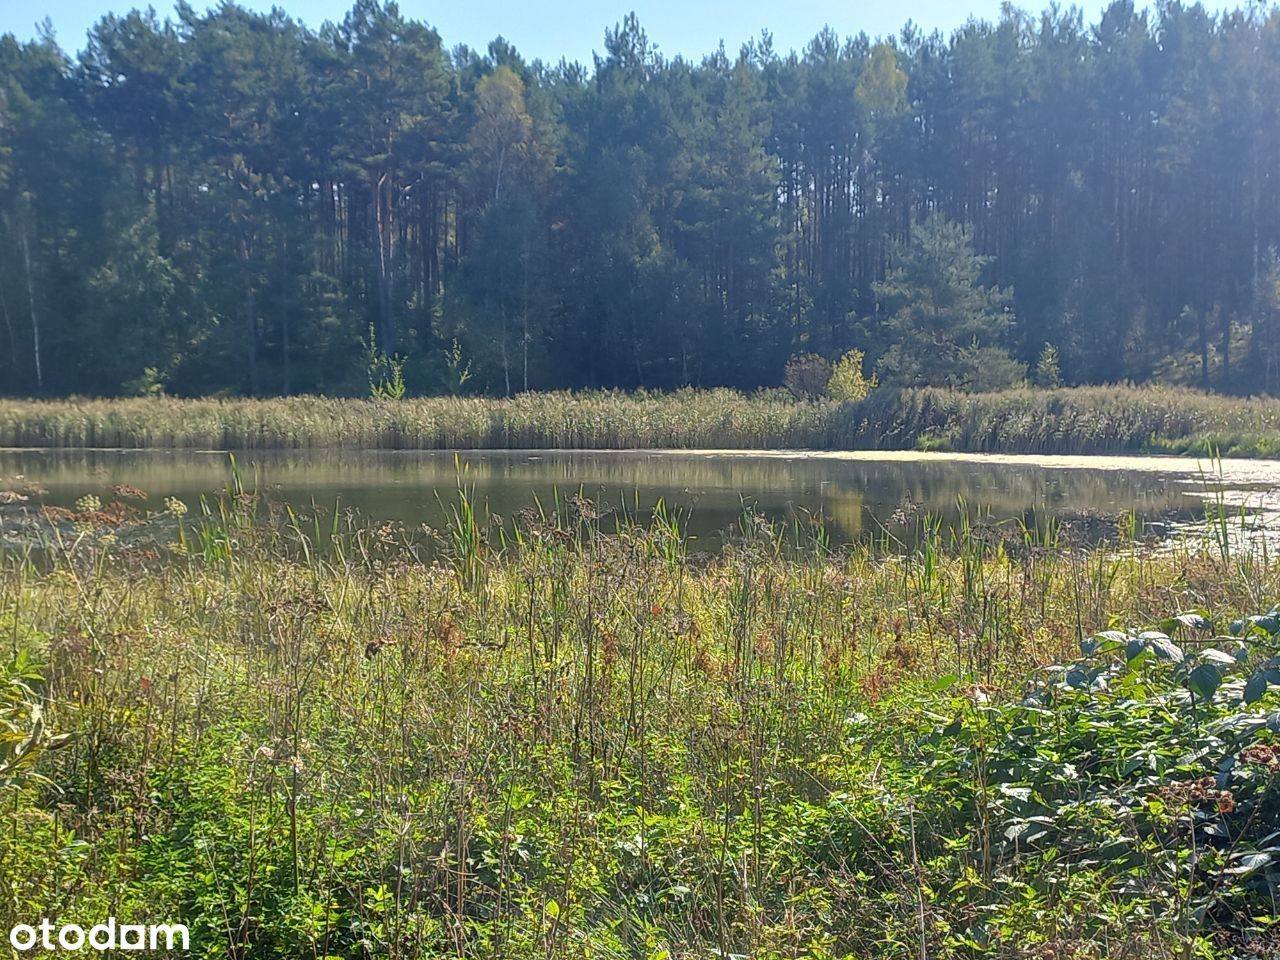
<box><xmin>4</xmin><ymin>0</ymin><xmax>1280</xmax><ymax>953</ymax></box>
<box><xmin>2</xmin><ymin>484</ymin><xmax>1280</xmax><ymax>958</ymax></box>
<box><xmin>4</xmin><ymin>385</ymin><xmax>1280</xmax><ymax>458</ymax></box>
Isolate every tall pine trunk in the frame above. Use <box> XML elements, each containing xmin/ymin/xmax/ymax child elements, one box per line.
<box><xmin>242</xmin><ymin>231</ymin><xmax>257</xmax><ymax>397</ymax></box>
<box><xmin>18</xmin><ymin>213</ymin><xmax>42</xmax><ymax>393</ymax></box>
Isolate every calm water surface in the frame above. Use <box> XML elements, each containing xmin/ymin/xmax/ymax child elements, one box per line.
<box><xmin>2</xmin><ymin>448</ymin><xmax>1277</xmax><ymax>548</ymax></box>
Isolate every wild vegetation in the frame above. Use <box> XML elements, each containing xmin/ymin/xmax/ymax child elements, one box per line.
<box><xmin>2</xmin><ymin>385</ymin><xmax>1280</xmax><ymax>457</ymax></box>
<box><xmin>4</xmin><ymin>0</ymin><xmax>1280</xmax><ymax>953</ymax></box>
<box><xmin>2</xmin><ymin>2</ymin><xmax>1280</xmax><ymax>398</ymax></box>
<box><xmin>1</xmin><ymin>484</ymin><xmax>1279</xmax><ymax>958</ymax></box>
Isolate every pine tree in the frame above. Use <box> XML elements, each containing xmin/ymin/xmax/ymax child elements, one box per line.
<box><xmin>1034</xmin><ymin>343</ymin><xmax>1063</xmax><ymax>389</ymax></box>
<box><xmin>874</xmin><ymin>217</ymin><xmax>1025</xmax><ymax>390</ymax></box>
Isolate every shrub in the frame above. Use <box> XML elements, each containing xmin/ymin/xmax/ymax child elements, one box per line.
<box><xmin>364</xmin><ymin>324</ymin><xmax>408</xmax><ymax>400</ymax></box>
<box><xmin>955</xmin><ymin>344</ymin><xmax>1028</xmax><ymax>391</ymax></box>
<box><xmin>826</xmin><ymin>348</ymin><xmax>877</xmax><ymax>402</ymax></box>
<box><xmin>123</xmin><ymin>366</ymin><xmax>168</xmax><ymax>398</ymax></box>
<box><xmin>1034</xmin><ymin>343</ymin><xmax>1063</xmax><ymax>389</ymax></box>
<box><xmin>784</xmin><ymin>353</ymin><xmax>833</xmax><ymax>399</ymax></box>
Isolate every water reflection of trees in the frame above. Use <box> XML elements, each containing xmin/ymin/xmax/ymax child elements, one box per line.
<box><xmin>0</xmin><ymin>449</ymin><xmax>1210</xmax><ymax>546</ymax></box>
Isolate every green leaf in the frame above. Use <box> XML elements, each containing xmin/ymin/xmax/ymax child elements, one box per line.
<box><xmin>1170</xmin><ymin>612</ymin><xmax>1212</xmax><ymax>632</ymax></box>
<box><xmin>1199</xmin><ymin>648</ymin><xmax>1236</xmax><ymax>666</ymax></box>
<box><xmin>1224</xmin><ymin>852</ymin><xmax>1273</xmax><ymax>876</ymax></box>
<box><xmin>1188</xmin><ymin>663</ymin><xmax>1222</xmax><ymax>701</ymax></box>
<box><xmin>1244</xmin><ymin>672</ymin><xmax>1268</xmax><ymax>704</ymax></box>
<box><xmin>1084</xmin><ymin>630</ymin><xmax>1128</xmax><ymax>656</ymax></box>
<box><xmin>1142</xmin><ymin>632</ymin><xmax>1184</xmax><ymax>662</ymax></box>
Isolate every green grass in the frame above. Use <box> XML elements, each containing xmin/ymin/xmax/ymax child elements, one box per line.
<box><xmin>1</xmin><ymin>385</ymin><xmax>1279</xmax><ymax>456</ymax></box>
<box><xmin>2</xmin><ymin>488</ymin><xmax>1280</xmax><ymax>958</ymax></box>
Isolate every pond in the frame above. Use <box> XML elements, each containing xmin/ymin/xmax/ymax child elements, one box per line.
<box><xmin>1</xmin><ymin>447</ymin><xmax>1277</xmax><ymax>550</ymax></box>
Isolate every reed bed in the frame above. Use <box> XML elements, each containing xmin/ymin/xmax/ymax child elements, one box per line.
<box><xmin>0</xmin><ymin>390</ymin><xmax>835</xmax><ymax>451</ymax></box>
<box><xmin>2</xmin><ymin>385</ymin><xmax>1279</xmax><ymax>456</ymax></box>
<box><xmin>864</xmin><ymin>385</ymin><xmax>1280</xmax><ymax>457</ymax></box>
<box><xmin>1</xmin><ymin>489</ymin><xmax>1279</xmax><ymax>958</ymax></box>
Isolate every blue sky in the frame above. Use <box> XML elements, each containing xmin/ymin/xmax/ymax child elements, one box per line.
<box><xmin>2</xmin><ymin>1</ymin><xmax>1213</xmax><ymax>62</ymax></box>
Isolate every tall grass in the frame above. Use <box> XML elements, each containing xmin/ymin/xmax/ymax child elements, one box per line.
<box><xmin>0</xmin><ymin>390</ymin><xmax>833</xmax><ymax>450</ymax></box>
<box><xmin>864</xmin><ymin>384</ymin><xmax>1280</xmax><ymax>457</ymax></box>
<box><xmin>1</xmin><ymin>489</ymin><xmax>1278</xmax><ymax>957</ymax></box>
<box><xmin>2</xmin><ymin>385</ymin><xmax>1279</xmax><ymax>455</ymax></box>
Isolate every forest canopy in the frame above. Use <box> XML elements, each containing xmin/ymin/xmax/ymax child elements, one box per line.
<box><xmin>1</xmin><ymin>1</ymin><xmax>1278</xmax><ymax>397</ymax></box>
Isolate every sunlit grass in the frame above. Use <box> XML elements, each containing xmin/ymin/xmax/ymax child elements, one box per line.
<box><xmin>1</xmin><ymin>385</ymin><xmax>1279</xmax><ymax>456</ymax></box>
<box><xmin>1</xmin><ymin>487</ymin><xmax>1278</xmax><ymax>957</ymax></box>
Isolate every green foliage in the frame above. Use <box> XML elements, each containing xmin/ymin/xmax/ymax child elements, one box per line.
<box><xmin>363</xmin><ymin>325</ymin><xmax>407</xmax><ymax>400</ymax></box>
<box><xmin>959</xmin><ymin>344</ymin><xmax>1029</xmax><ymax>392</ymax></box>
<box><xmin>909</xmin><ymin>610</ymin><xmax>1280</xmax><ymax>952</ymax></box>
<box><xmin>0</xmin><ymin>653</ymin><xmax>67</xmax><ymax>790</ymax></box>
<box><xmin>445</xmin><ymin>337</ymin><xmax>473</xmax><ymax>393</ymax></box>
<box><xmin>1033</xmin><ymin>342</ymin><xmax>1063</xmax><ymax>389</ymax></box>
<box><xmin>825</xmin><ymin>348</ymin><xmax>877</xmax><ymax>402</ymax></box>
<box><xmin>3</xmin><ymin>3</ymin><xmax>1279</xmax><ymax>396</ymax></box>
<box><xmin>3</xmin><ymin>488</ymin><xmax>1280</xmax><ymax>956</ymax></box>
<box><xmin>124</xmin><ymin>366</ymin><xmax>168</xmax><ymax>397</ymax></box>
<box><xmin>854</xmin><ymin>43</ymin><xmax>908</xmax><ymax>118</ymax></box>
<box><xmin>874</xmin><ymin>217</ymin><xmax>1025</xmax><ymax>390</ymax></box>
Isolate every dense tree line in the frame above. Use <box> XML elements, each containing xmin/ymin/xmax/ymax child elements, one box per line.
<box><xmin>1</xmin><ymin>1</ymin><xmax>1278</xmax><ymax>397</ymax></box>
